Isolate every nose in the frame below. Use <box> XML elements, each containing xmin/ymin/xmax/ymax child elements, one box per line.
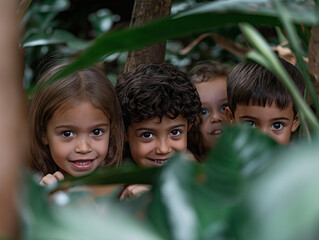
<box><xmin>75</xmin><ymin>136</ymin><xmax>92</xmax><ymax>154</ymax></box>
<box><xmin>210</xmin><ymin>111</ymin><xmax>222</xmax><ymax>123</ymax></box>
<box><xmin>260</xmin><ymin>125</ymin><xmax>269</xmax><ymax>136</ymax></box>
<box><xmin>155</xmin><ymin>138</ymin><xmax>171</xmax><ymax>155</ymax></box>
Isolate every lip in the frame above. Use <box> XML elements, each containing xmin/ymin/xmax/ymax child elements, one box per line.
<box><xmin>209</xmin><ymin>129</ymin><xmax>223</xmax><ymax>136</ymax></box>
<box><xmin>147</xmin><ymin>158</ymin><xmax>169</xmax><ymax>167</ymax></box>
<box><xmin>70</xmin><ymin>159</ymin><xmax>95</xmax><ymax>170</ymax></box>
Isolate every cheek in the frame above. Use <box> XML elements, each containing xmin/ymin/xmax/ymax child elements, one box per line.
<box><xmin>129</xmin><ymin>141</ymin><xmax>149</xmax><ymax>158</ymax></box>
<box><xmin>268</xmin><ymin>131</ymin><xmax>291</xmax><ymax>145</ymax></box>
<box><xmin>49</xmin><ymin>143</ymin><xmax>69</xmax><ymax>162</ymax></box>
<box><xmin>174</xmin><ymin>136</ymin><xmax>188</xmax><ymax>151</ymax></box>
<box><xmin>99</xmin><ymin>135</ymin><xmax>110</xmax><ymax>156</ymax></box>
<box><xmin>220</xmin><ymin>113</ymin><xmax>228</xmax><ymax>122</ymax></box>
<box><xmin>199</xmin><ymin>119</ymin><xmax>210</xmax><ymax>134</ymax></box>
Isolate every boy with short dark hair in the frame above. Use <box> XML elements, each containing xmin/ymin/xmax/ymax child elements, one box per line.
<box><xmin>189</xmin><ymin>61</ymin><xmax>232</xmax><ymax>154</ymax></box>
<box><xmin>225</xmin><ymin>58</ymin><xmax>305</xmax><ymax>144</ymax></box>
<box><xmin>116</xmin><ymin>62</ymin><xmax>202</xmax><ymax>166</ymax></box>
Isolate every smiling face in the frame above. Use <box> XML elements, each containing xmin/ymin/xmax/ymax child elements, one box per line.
<box><xmin>195</xmin><ymin>77</ymin><xmax>228</xmax><ymax>149</ymax></box>
<box><xmin>43</xmin><ymin>101</ymin><xmax>110</xmax><ymax>176</ymax></box>
<box><xmin>126</xmin><ymin>115</ymin><xmax>188</xmax><ymax>167</ymax></box>
<box><xmin>226</xmin><ymin>103</ymin><xmax>300</xmax><ymax>145</ymax></box>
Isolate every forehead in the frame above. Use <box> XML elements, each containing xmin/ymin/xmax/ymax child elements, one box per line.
<box><xmin>195</xmin><ymin>77</ymin><xmax>226</xmax><ymax>92</ymax></box>
<box><xmin>129</xmin><ymin>115</ymin><xmax>188</xmax><ymax>130</ymax></box>
<box><xmin>51</xmin><ymin>101</ymin><xmax>109</xmax><ymax>124</ymax></box>
<box><xmin>235</xmin><ymin>103</ymin><xmax>295</xmax><ymax>119</ymax></box>
<box><xmin>195</xmin><ymin>77</ymin><xmax>227</xmax><ymax>101</ymax></box>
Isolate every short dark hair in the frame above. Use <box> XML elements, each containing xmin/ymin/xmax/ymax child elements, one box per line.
<box><xmin>189</xmin><ymin>61</ymin><xmax>233</xmax><ymax>84</ymax></box>
<box><xmin>227</xmin><ymin>58</ymin><xmax>305</xmax><ymax>114</ymax></box>
<box><xmin>116</xmin><ymin>62</ymin><xmax>201</xmax><ymax>130</ymax></box>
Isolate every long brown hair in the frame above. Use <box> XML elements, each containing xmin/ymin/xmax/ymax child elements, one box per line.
<box><xmin>29</xmin><ymin>64</ymin><xmax>124</xmax><ymax>175</ymax></box>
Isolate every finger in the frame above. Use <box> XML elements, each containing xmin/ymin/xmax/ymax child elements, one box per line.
<box><xmin>53</xmin><ymin>171</ymin><xmax>64</xmax><ymax>181</ymax></box>
<box><xmin>130</xmin><ymin>185</ymin><xmax>151</xmax><ymax>196</ymax></box>
<box><xmin>39</xmin><ymin>174</ymin><xmax>58</xmax><ymax>186</ymax></box>
<box><xmin>119</xmin><ymin>187</ymin><xmax>132</xmax><ymax>200</ymax></box>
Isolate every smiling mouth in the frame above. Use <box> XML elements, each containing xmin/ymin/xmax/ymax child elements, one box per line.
<box><xmin>149</xmin><ymin>159</ymin><xmax>169</xmax><ymax>166</ymax></box>
<box><xmin>70</xmin><ymin>159</ymin><xmax>95</xmax><ymax>168</ymax></box>
<box><xmin>74</xmin><ymin>160</ymin><xmax>93</xmax><ymax>165</ymax></box>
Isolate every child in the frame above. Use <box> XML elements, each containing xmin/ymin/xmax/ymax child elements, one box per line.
<box><xmin>115</xmin><ymin>62</ymin><xmax>201</xmax><ymax>199</ymax></box>
<box><xmin>225</xmin><ymin>58</ymin><xmax>305</xmax><ymax>144</ymax></box>
<box><xmin>189</xmin><ymin>61</ymin><xmax>232</xmax><ymax>153</ymax></box>
<box><xmin>29</xmin><ymin>64</ymin><xmax>124</xmax><ymax>185</ymax></box>
<box><xmin>116</xmin><ymin>62</ymin><xmax>202</xmax><ymax>166</ymax></box>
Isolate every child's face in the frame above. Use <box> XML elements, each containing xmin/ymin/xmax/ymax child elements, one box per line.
<box><xmin>43</xmin><ymin>101</ymin><xmax>110</xmax><ymax>176</ymax></box>
<box><xmin>226</xmin><ymin>103</ymin><xmax>300</xmax><ymax>144</ymax></box>
<box><xmin>126</xmin><ymin>115</ymin><xmax>188</xmax><ymax>167</ymax></box>
<box><xmin>195</xmin><ymin>77</ymin><xmax>228</xmax><ymax>149</ymax></box>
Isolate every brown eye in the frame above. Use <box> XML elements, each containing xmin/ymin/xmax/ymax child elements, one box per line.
<box><xmin>141</xmin><ymin>132</ymin><xmax>153</xmax><ymax>139</ymax></box>
<box><xmin>170</xmin><ymin>129</ymin><xmax>181</xmax><ymax>136</ymax></box>
<box><xmin>92</xmin><ymin>129</ymin><xmax>103</xmax><ymax>136</ymax></box>
<box><xmin>62</xmin><ymin>130</ymin><xmax>73</xmax><ymax>137</ymax></box>
<box><xmin>272</xmin><ymin>122</ymin><xmax>284</xmax><ymax>130</ymax></box>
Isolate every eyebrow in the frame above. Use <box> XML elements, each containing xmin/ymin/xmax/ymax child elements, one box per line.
<box><xmin>239</xmin><ymin>116</ymin><xmax>290</xmax><ymax>121</ymax></box>
<box><xmin>239</xmin><ymin>116</ymin><xmax>257</xmax><ymax>120</ymax></box>
<box><xmin>55</xmin><ymin>123</ymin><xmax>109</xmax><ymax>129</ymax></box>
<box><xmin>135</xmin><ymin>124</ymin><xmax>187</xmax><ymax>132</ymax></box>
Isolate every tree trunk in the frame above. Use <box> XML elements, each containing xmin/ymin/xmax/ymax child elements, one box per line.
<box><xmin>0</xmin><ymin>0</ymin><xmax>27</xmax><ymax>238</ymax></box>
<box><xmin>308</xmin><ymin>26</ymin><xmax>319</xmax><ymax>96</ymax></box>
<box><xmin>124</xmin><ymin>0</ymin><xmax>172</xmax><ymax>73</ymax></box>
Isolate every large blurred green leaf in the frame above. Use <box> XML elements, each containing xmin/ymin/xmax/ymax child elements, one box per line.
<box><xmin>148</xmin><ymin>125</ymin><xmax>279</xmax><ymax>240</ymax></box>
<box><xmin>30</xmin><ymin>0</ymin><xmax>319</xmax><ymax>92</ymax></box>
<box><xmin>21</xmin><ymin>175</ymin><xmax>163</xmax><ymax>240</ymax></box>
<box><xmin>232</xmin><ymin>135</ymin><xmax>319</xmax><ymax>240</ymax></box>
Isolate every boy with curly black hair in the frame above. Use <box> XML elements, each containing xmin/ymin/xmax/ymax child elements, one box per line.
<box><xmin>116</xmin><ymin>62</ymin><xmax>202</xmax><ymax>167</ymax></box>
<box><xmin>225</xmin><ymin>58</ymin><xmax>305</xmax><ymax>144</ymax></box>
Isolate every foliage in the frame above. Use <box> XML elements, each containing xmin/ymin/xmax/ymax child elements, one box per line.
<box><xmin>20</xmin><ymin>0</ymin><xmax>319</xmax><ymax>239</ymax></box>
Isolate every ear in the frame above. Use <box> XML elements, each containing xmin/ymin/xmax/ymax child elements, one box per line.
<box><xmin>291</xmin><ymin>113</ymin><xmax>300</xmax><ymax>132</ymax></box>
<box><xmin>42</xmin><ymin>133</ymin><xmax>48</xmax><ymax>145</ymax></box>
<box><xmin>225</xmin><ymin>107</ymin><xmax>234</xmax><ymax>123</ymax></box>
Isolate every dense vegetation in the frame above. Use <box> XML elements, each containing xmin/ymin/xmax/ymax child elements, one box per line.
<box><xmin>21</xmin><ymin>0</ymin><xmax>319</xmax><ymax>239</ymax></box>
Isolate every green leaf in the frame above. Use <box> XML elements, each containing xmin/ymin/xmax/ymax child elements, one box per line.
<box><xmin>21</xmin><ymin>172</ymin><xmax>163</xmax><ymax>240</ymax></box>
<box><xmin>28</xmin><ymin>0</ymin><xmax>318</xmax><ymax>93</ymax></box>
<box><xmin>23</xmin><ymin>29</ymin><xmax>89</xmax><ymax>51</ymax></box>
<box><xmin>31</xmin><ymin>0</ymin><xmax>70</xmax><ymax>13</ymax></box>
<box><xmin>148</xmin><ymin>125</ymin><xmax>279</xmax><ymax>240</ymax></box>
<box><xmin>56</xmin><ymin>163</ymin><xmax>160</xmax><ymax>191</ymax></box>
<box><xmin>233</xmin><ymin>135</ymin><xmax>319</xmax><ymax>240</ymax></box>
<box><xmin>88</xmin><ymin>8</ymin><xmax>120</xmax><ymax>37</ymax></box>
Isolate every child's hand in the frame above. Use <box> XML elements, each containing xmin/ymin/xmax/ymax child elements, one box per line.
<box><xmin>40</xmin><ymin>171</ymin><xmax>64</xmax><ymax>186</ymax></box>
<box><xmin>119</xmin><ymin>184</ymin><xmax>151</xmax><ymax>200</ymax></box>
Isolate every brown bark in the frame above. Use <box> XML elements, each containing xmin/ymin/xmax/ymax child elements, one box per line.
<box><xmin>0</xmin><ymin>0</ymin><xmax>27</xmax><ymax>238</ymax></box>
<box><xmin>124</xmin><ymin>0</ymin><xmax>172</xmax><ymax>73</ymax></box>
<box><xmin>308</xmin><ymin>26</ymin><xmax>319</xmax><ymax>96</ymax></box>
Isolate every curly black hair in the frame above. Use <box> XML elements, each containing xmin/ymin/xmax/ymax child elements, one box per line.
<box><xmin>116</xmin><ymin>62</ymin><xmax>201</xmax><ymax>130</ymax></box>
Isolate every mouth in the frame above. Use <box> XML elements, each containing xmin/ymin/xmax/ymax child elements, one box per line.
<box><xmin>70</xmin><ymin>159</ymin><xmax>95</xmax><ymax>169</ymax></box>
<box><xmin>148</xmin><ymin>158</ymin><xmax>169</xmax><ymax>166</ymax></box>
<box><xmin>209</xmin><ymin>129</ymin><xmax>223</xmax><ymax>136</ymax></box>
